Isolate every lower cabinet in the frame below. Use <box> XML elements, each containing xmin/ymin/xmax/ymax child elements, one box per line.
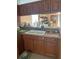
<box><xmin>33</xmin><ymin>37</ymin><xmax>45</xmax><ymax>55</ymax></box>
<box><xmin>23</xmin><ymin>35</ymin><xmax>34</xmax><ymax>52</ymax></box>
<box><xmin>44</xmin><ymin>37</ymin><xmax>59</xmax><ymax>58</ymax></box>
<box><xmin>22</xmin><ymin>34</ymin><xmax>60</xmax><ymax>58</ymax></box>
<box><xmin>17</xmin><ymin>34</ymin><xmax>24</xmax><ymax>56</ymax></box>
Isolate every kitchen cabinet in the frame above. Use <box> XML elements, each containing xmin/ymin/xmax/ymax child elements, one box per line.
<box><xmin>50</xmin><ymin>0</ymin><xmax>61</xmax><ymax>12</ymax></box>
<box><xmin>44</xmin><ymin>37</ymin><xmax>58</xmax><ymax>58</ymax></box>
<box><xmin>18</xmin><ymin>0</ymin><xmax>61</xmax><ymax>15</ymax></box>
<box><xmin>22</xmin><ymin>34</ymin><xmax>60</xmax><ymax>58</ymax></box>
<box><xmin>38</xmin><ymin>1</ymin><xmax>44</xmax><ymax>14</ymax></box>
<box><xmin>17</xmin><ymin>5</ymin><xmax>20</xmax><ymax>16</ymax></box>
<box><xmin>17</xmin><ymin>34</ymin><xmax>24</xmax><ymax>56</ymax></box>
<box><xmin>33</xmin><ymin>36</ymin><xmax>45</xmax><ymax>55</ymax></box>
<box><xmin>29</xmin><ymin>0</ymin><xmax>51</xmax><ymax>14</ymax></box>
<box><xmin>43</xmin><ymin>0</ymin><xmax>51</xmax><ymax>13</ymax></box>
<box><xmin>23</xmin><ymin>35</ymin><xmax>34</xmax><ymax>52</ymax></box>
<box><xmin>39</xmin><ymin>0</ymin><xmax>61</xmax><ymax>13</ymax></box>
<box><xmin>19</xmin><ymin>4</ymin><xmax>30</xmax><ymax>15</ymax></box>
<box><xmin>31</xmin><ymin>2</ymin><xmax>40</xmax><ymax>14</ymax></box>
<box><xmin>19</xmin><ymin>5</ymin><xmax>24</xmax><ymax>15</ymax></box>
<box><xmin>26</xmin><ymin>4</ymin><xmax>33</xmax><ymax>15</ymax></box>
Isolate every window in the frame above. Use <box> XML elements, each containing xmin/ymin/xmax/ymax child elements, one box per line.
<box><xmin>31</xmin><ymin>14</ymin><xmax>39</xmax><ymax>27</ymax></box>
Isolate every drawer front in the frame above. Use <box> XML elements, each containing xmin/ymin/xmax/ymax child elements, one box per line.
<box><xmin>45</xmin><ymin>37</ymin><xmax>58</xmax><ymax>44</ymax></box>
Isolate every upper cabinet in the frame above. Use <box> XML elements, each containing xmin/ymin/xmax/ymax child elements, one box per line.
<box><xmin>17</xmin><ymin>5</ymin><xmax>20</xmax><ymax>16</ymax></box>
<box><xmin>18</xmin><ymin>0</ymin><xmax>61</xmax><ymax>16</ymax></box>
<box><xmin>31</xmin><ymin>2</ymin><xmax>40</xmax><ymax>14</ymax></box>
<box><xmin>43</xmin><ymin>0</ymin><xmax>51</xmax><ymax>13</ymax></box>
<box><xmin>50</xmin><ymin>0</ymin><xmax>61</xmax><ymax>12</ymax></box>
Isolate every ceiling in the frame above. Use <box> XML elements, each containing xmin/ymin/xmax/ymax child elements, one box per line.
<box><xmin>17</xmin><ymin>0</ymin><xmax>41</xmax><ymax>5</ymax></box>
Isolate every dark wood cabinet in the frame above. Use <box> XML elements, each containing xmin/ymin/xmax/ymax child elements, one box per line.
<box><xmin>17</xmin><ymin>5</ymin><xmax>20</xmax><ymax>16</ymax></box>
<box><xmin>38</xmin><ymin>1</ymin><xmax>44</xmax><ymax>14</ymax></box>
<box><xmin>26</xmin><ymin>4</ymin><xmax>33</xmax><ymax>15</ymax></box>
<box><xmin>23</xmin><ymin>35</ymin><xmax>34</xmax><ymax>52</ymax></box>
<box><xmin>50</xmin><ymin>0</ymin><xmax>61</xmax><ymax>12</ymax></box>
<box><xmin>43</xmin><ymin>0</ymin><xmax>51</xmax><ymax>13</ymax></box>
<box><xmin>33</xmin><ymin>36</ymin><xmax>45</xmax><ymax>55</ymax></box>
<box><xmin>18</xmin><ymin>0</ymin><xmax>61</xmax><ymax>15</ymax></box>
<box><xmin>22</xmin><ymin>34</ymin><xmax>60</xmax><ymax>58</ymax></box>
<box><xmin>31</xmin><ymin>2</ymin><xmax>40</xmax><ymax>14</ymax></box>
<box><xmin>19</xmin><ymin>5</ymin><xmax>24</xmax><ymax>15</ymax></box>
<box><xmin>44</xmin><ymin>37</ymin><xmax>58</xmax><ymax>57</ymax></box>
<box><xmin>17</xmin><ymin>34</ymin><xmax>24</xmax><ymax>56</ymax></box>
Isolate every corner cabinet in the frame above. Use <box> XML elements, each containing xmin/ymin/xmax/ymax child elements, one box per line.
<box><xmin>22</xmin><ymin>34</ymin><xmax>60</xmax><ymax>59</ymax></box>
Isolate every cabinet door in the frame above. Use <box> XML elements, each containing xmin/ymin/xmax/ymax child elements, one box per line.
<box><xmin>27</xmin><ymin>38</ymin><xmax>34</xmax><ymax>52</ymax></box>
<box><xmin>31</xmin><ymin>2</ymin><xmax>40</xmax><ymax>14</ymax></box>
<box><xmin>17</xmin><ymin>5</ymin><xmax>20</xmax><ymax>16</ymax></box>
<box><xmin>43</xmin><ymin>0</ymin><xmax>51</xmax><ymax>13</ymax></box>
<box><xmin>17</xmin><ymin>35</ymin><xmax>24</xmax><ymax>55</ymax></box>
<box><xmin>45</xmin><ymin>42</ymin><xmax>56</xmax><ymax>57</ymax></box>
<box><xmin>33</xmin><ymin>36</ymin><xmax>45</xmax><ymax>55</ymax></box>
<box><xmin>50</xmin><ymin>0</ymin><xmax>60</xmax><ymax>12</ymax></box>
<box><xmin>39</xmin><ymin>1</ymin><xmax>44</xmax><ymax>14</ymax></box>
<box><xmin>44</xmin><ymin>37</ymin><xmax>58</xmax><ymax>57</ymax></box>
<box><xmin>19</xmin><ymin>5</ymin><xmax>24</xmax><ymax>16</ymax></box>
<box><xmin>26</xmin><ymin>4</ymin><xmax>33</xmax><ymax>15</ymax></box>
<box><xmin>23</xmin><ymin>35</ymin><xmax>34</xmax><ymax>52</ymax></box>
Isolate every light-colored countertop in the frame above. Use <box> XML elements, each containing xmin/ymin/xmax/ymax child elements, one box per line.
<box><xmin>21</xmin><ymin>32</ymin><xmax>60</xmax><ymax>39</ymax></box>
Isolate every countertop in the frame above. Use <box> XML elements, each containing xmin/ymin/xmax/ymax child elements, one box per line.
<box><xmin>20</xmin><ymin>32</ymin><xmax>60</xmax><ymax>39</ymax></box>
<box><xmin>17</xmin><ymin>29</ymin><xmax>60</xmax><ymax>39</ymax></box>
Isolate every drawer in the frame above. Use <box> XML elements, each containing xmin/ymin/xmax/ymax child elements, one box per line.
<box><xmin>45</xmin><ymin>42</ymin><xmax>57</xmax><ymax>47</ymax></box>
<box><xmin>45</xmin><ymin>37</ymin><xmax>58</xmax><ymax>43</ymax></box>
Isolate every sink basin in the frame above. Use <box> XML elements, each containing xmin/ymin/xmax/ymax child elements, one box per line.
<box><xmin>25</xmin><ymin>30</ymin><xmax>46</xmax><ymax>35</ymax></box>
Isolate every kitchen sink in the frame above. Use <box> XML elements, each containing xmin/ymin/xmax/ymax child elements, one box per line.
<box><xmin>25</xmin><ymin>30</ymin><xmax>46</xmax><ymax>35</ymax></box>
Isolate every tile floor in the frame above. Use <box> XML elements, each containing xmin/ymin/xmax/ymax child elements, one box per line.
<box><xmin>19</xmin><ymin>52</ymin><xmax>55</xmax><ymax>59</ymax></box>
<box><xmin>29</xmin><ymin>53</ymin><xmax>54</xmax><ymax>59</ymax></box>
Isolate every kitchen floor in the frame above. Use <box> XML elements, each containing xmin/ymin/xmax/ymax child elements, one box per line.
<box><xmin>19</xmin><ymin>52</ymin><xmax>55</xmax><ymax>59</ymax></box>
<box><xmin>29</xmin><ymin>53</ymin><xmax>54</xmax><ymax>59</ymax></box>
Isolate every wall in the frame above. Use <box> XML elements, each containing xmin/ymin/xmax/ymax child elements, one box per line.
<box><xmin>39</xmin><ymin>12</ymin><xmax>60</xmax><ymax>28</ymax></box>
<box><xmin>19</xmin><ymin>12</ymin><xmax>60</xmax><ymax>28</ymax></box>
<box><xmin>20</xmin><ymin>15</ymin><xmax>32</xmax><ymax>26</ymax></box>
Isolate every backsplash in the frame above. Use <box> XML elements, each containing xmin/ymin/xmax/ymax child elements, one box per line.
<box><xmin>19</xmin><ymin>12</ymin><xmax>60</xmax><ymax>28</ymax></box>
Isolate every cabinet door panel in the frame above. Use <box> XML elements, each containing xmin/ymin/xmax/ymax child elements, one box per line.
<box><xmin>17</xmin><ymin>35</ymin><xmax>24</xmax><ymax>55</ymax></box>
<box><xmin>26</xmin><ymin>4</ymin><xmax>32</xmax><ymax>15</ymax></box>
<box><xmin>44</xmin><ymin>37</ymin><xmax>58</xmax><ymax>57</ymax></box>
<box><xmin>23</xmin><ymin>35</ymin><xmax>34</xmax><ymax>52</ymax></box>
<box><xmin>39</xmin><ymin>1</ymin><xmax>44</xmax><ymax>14</ymax></box>
<box><xmin>23</xmin><ymin>39</ymin><xmax>28</xmax><ymax>50</ymax></box>
<box><xmin>45</xmin><ymin>42</ymin><xmax>56</xmax><ymax>56</ymax></box>
<box><xmin>43</xmin><ymin>0</ymin><xmax>51</xmax><ymax>13</ymax></box>
<box><xmin>31</xmin><ymin>2</ymin><xmax>40</xmax><ymax>14</ymax></box>
<box><xmin>27</xmin><ymin>39</ymin><xmax>34</xmax><ymax>52</ymax></box>
<box><xmin>33</xmin><ymin>37</ymin><xmax>45</xmax><ymax>55</ymax></box>
<box><xmin>19</xmin><ymin>5</ymin><xmax>24</xmax><ymax>15</ymax></box>
<box><xmin>50</xmin><ymin>0</ymin><xmax>60</xmax><ymax>12</ymax></box>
